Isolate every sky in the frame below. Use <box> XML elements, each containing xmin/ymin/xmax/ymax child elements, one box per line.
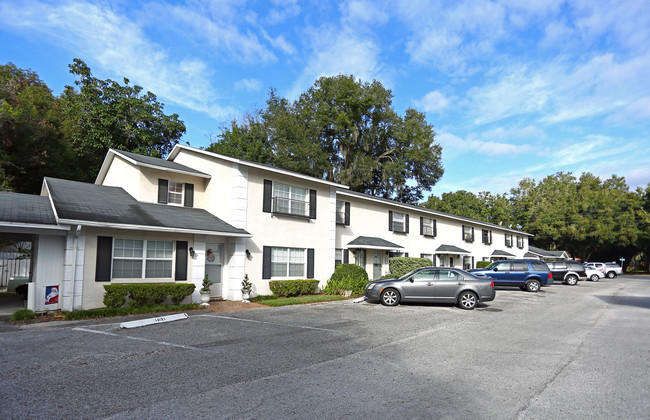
<box><xmin>1</xmin><ymin>0</ymin><xmax>649</xmax><ymax>198</ymax></box>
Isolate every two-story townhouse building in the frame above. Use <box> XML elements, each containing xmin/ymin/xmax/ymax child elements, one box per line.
<box><xmin>0</xmin><ymin>145</ymin><xmax>533</xmax><ymax>311</ymax></box>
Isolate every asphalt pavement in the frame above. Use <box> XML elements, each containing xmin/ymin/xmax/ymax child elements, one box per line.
<box><xmin>1</xmin><ymin>275</ymin><xmax>649</xmax><ymax>419</ymax></box>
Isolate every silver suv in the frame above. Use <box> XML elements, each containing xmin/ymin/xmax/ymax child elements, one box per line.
<box><xmin>585</xmin><ymin>262</ymin><xmax>623</xmax><ymax>278</ymax></box>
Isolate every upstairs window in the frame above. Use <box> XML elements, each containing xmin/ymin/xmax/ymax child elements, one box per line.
<box><xmin>505</xmin><ymin>234</ymin><xmax>513</xmax><ymax>247</ymax></box>
<box><xmin>517</xmin><ymin>236</ymin><xmax>524</xmax><ymax>249</ymax></box>
<box><xmin>389</xmin><ymin>211</ymin><xmax>409</xmax><ymax>233</ymax></box>
<box><xmin>167</xmin><ymin>181</ymin><xmax>184</xmax><ymax>205</ymax></box>
<box><xmin>462</xmin><ymin>225</ymin><xmax>475</xmax><ymax>242</ymax></box>
<box><xmin>421</xmin><ymin>217</ymin><xmax>437</xmax><ymax>237</ymax></box>
<box><xmin>336</xmin><ymin>200</ymin><xmax>350</xmax><ymax>225</ymax></box>
<box><xmin>482</xmin><ymin>229</ymin><xmax>493</xmax><ymax>245</ymax></box>
<box><xmin>263</xmin><ymin>180</ymin><xmax>316</xmax><ymax>219</ymax></box>
<box><xmin>157</xmin><ymin>179</ymin><xmax>194</xmax><ymax>207</ymax></box>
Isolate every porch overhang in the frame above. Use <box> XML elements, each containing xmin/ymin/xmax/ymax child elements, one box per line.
<box><xmin>435</xmin><ymin>244</ymin><xmax>470</xmax><ymax>254</ymax></box>
<box><xmin>491</xmin><ymin>249</ymin><xmax>515</xmax><ymax>258</ymax></box>
<box><xmin>347</xmin><ymin>236</ymin><xmax>403</xmax><ymax>251</ymax></box>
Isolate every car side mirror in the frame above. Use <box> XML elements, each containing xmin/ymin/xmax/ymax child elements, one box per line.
<box><xmin>408</xmin><ymin>277</ymin><xmax>414</xmax><ymax>283</ymax></box>
<box><xmin>493</xmin><ymin>267</ymin><xmax>498</xmax><ymax>272</ymax></box>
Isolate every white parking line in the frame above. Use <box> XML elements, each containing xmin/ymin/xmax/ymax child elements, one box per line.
<box><xmin>197</xmin><ymin>314</ymin><xmax>341</xmax><ymax>332</ymax></box>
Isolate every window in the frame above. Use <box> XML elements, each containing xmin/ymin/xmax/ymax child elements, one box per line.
<box><xmin>505</xmin><ymin>234</ymin><xmax>513</xmax><ymax>247</ymax></box>
<box><xmin>438</xmin><ymin>269</ymin><xmax>463</xmax><ymax>281</ymax></box>
<box><xmin>511</xmin><ymin>262</ymin><xmax>527</xmax><ymax>271</ymax></box>
<box><xmin>389</xmin><ymin>211</ymin><xmax>409</xmax><ymax>233</ymax></box>
<box><xmin>271</xmin><ymin>247</ymin><xmax>305</xmax><ymax>277</ymax></box>
<box><xmin>335</xmin><ymin>249</ymin><xmax>343</xmax><ymax>265</ymax></box>
<box><xmin>113</xmin><ymin>239</ymin><xmax>173</xmax><ymax>279</ymax></box>
<box><xmin>462</xmin><ymin>225</ymin><xmax>475</xmax><ymax>242</ymax></box>
<box><xmin>167</xmin><ymin>181</ymin><xmax>183</xmax><ymax>205</ymax></box>
<box><xmin>355</xmin><ymin>249</ymin><xmax>366</xmax><ymax>267</ymax></box>
<box><xmin>336</xmin><ymin>201</ymin><xmax>350</xmax><ymax>225</ymax></box>
<box><xmin>517</xmin><ymin>236</ymin><xmax>524</xmax><ymax>248</ymax></box>
<box><xmin>421</xmin><ymin>217</ymin><xmax>436</xmax><ymax>237</ymax></box>
<box><xmin>420</xmin><ymin>253</ymin><xmax>434</xmax><ymax>263</ymax></box>
<box><xmin>482</xmin><ymin>229</ymin><xmax>493</xmax><ymax>245</ymax></box>
<box><xmin>272</xmin><ymin>183</ymin><xmax>308</xmax><ymax>216</ymax></box>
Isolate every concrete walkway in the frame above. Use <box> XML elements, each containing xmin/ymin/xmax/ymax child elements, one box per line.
<box><xmin>0</xmin><ymin>293</ymin><xmax>26</xmax><ymax>318</ymax></box>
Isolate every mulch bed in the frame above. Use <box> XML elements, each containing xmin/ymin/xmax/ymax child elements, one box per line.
<box><xmin>206</xmin><ymin>299</ymin><xmax>265</xmax><ymax>312</ymax></box>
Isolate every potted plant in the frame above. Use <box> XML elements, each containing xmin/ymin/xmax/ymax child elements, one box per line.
<box><xmin>241</xmin><ymin>275</ymin><xmax>253</xmax><ymax>302</ymax></box>
<box><xmin>200</xmin><ymin>275</ymin><xmax>213</xmax><ymax>306</ymax></box>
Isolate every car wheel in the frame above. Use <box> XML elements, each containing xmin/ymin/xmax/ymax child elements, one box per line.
<box><xmin>607</xmin><ymin>271</ymin><xmax>616</xmax><ymax>279</ymax></box>
<box><xmin>380</xmin><ymin>289</ymin><xmax>400</xmax><ymax>306</ymax></box>
<box><xmin>565</xmin><ymin>275</ymin><xmax>578</xmax><ymax>286</ymax></box>
<box><xmin>458</xmin><ymin>291</ymin><xmax>478</xmax><ymax>310</ymax></box>
<box><xmin>590</xmin><ymin>274</ymin><xmax>600</xmax><ymax>282</ymax></box>
<box><xmin>526</xmin><ymin>279</ymin><xmax>541</xmax><ymax>292</ymax></box>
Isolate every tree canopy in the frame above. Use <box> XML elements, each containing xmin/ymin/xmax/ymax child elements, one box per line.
<box><xmin>0</xmin><ymin>60</ymin><xmax>185</xmax><ymax>193</ymax></box>
<box><xmin>208</xmin><ymin>75</ymin><xmax>443</xmax><ymax>203</ymax></box>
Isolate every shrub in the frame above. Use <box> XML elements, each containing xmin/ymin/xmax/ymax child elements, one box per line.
<box><xmin>103</xmin><ymin>283</ymin><xmax>196</xmax><ymax>308</ymax></box>
<box><xmin>323</xmin><ymin>264</ymin><xmax>369</xmax><ymax>295</ymax></box>
<box><xmin>389</xmin><ymin>257</ymin><xmax>433</xmax><ymax>277</ymax></box>
<box><xmin>476</xmin><ymin>260</ymin><xmax>491</xmax><ymax>269</ymax></box>
<box><xmin>268</xmin><ymin>280</ymin><xmax>320</xmax><ymax>297</ymax></box>
<box><xmin>11</xmin><ymin>309</ymin><xmax>35</xmax><ymax>321</ymax></box>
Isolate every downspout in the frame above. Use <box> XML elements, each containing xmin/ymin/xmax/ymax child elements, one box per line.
<box><xmin>71</xmin><ymin>225</ymin><xmax>81</xmax><ymax>311</ymax></box>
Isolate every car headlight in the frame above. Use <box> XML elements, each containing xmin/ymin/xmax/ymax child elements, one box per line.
<box><xmin>366</xmin><ymin>283</ymin><xmax>375</xmax><ymax>290</ymax></box>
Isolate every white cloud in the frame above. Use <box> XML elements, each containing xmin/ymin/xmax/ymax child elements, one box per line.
<box><xmin>436</xmin><ymin>131</ymin><xmax>536</xmax><ymax>157</ymax></box>
<box><xmin>417</xmin><ymin>90</ymin><xmax>450</xmax><ymax>113</ymax></box>
<box><xmin>235</xmin><ymin>78</ymin><xmax>264</xmax><ymax>92</ymax></box>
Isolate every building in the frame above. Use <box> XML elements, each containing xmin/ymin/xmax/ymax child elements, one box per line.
<box><xmin>0</xmin><ymin>145</ymin><xmax>533</xmax><ymax>311</ymax></box>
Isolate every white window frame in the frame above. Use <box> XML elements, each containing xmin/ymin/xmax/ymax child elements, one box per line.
<box><xmin>517</xmin><ymin>236</ymin><xmax>524</xmax><ymax>249</ymax></box>
<box><xmin>505</xmin><ymin>234</ymin><xmax>513</xmax><ymax>247</ymax></box>
<box><xmin>167</xmin><ymin>181</ymin><xmax>184</xmax><ymax>206</ymax></box>
<box><xmin>393</xmin><ymin>212</ymin><xmax>406</xmax><ymax>233</ymax></box>
<box><xmin>336</xmin><ymin>201</ymin><xmax>346</xmax><ymax>224</ymax></box>
<box><xmin>482</xmin><ymin>229</ymin><xmax>493</xmax><ymax>245</ymax></box>
<box><xmin>422</xmin><ymin>217</ymin><xmax>436</xmax><ymax>237</ymax></box>
<box><xmin>272</xmin><ymin>183</ymin><xmax>308</xmax><ymax>217</ymax></box>
<box><xmin>335</xmin><ymin>249</ymin><xmax>343</xmax><ymax>265</ymax></box>
<box><xmin>270</xmin><ymin>247</ymin><xmax>305</xmax><ymax>278</ymax></box>
<box><xmin>112</xmin><ymin>239</ymin><xmax>174</xmax><ymax>279</ymax></box>
<box><xmin>463</xmin><ymin>225</ymin><xmax>474</xmax><ymax>242</ymax></box>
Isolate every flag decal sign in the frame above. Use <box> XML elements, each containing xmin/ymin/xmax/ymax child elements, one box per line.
<box><xmin>45</xmin><ymin>285</ymin><xmax>59</xmax><ymax>305</ymax></box>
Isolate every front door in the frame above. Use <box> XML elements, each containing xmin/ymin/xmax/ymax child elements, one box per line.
<box><xmin>205</xmin><ymin>244</ymin><xmax>223</xmax><ymax>297</ymax></box>
<box><xmin>373</xmin><ymin>252</ymin><xmax>382</xmax><ymax>280</ymax></box>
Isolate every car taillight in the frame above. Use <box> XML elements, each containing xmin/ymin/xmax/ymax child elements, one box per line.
<box><xmin>490</xmin><ymin>281</ymin><xmax>494</xmax><ymax>287</ymax></box>
<box><xmin>548</xmin><ymin>273</ymin><xmax>553</xmax><ymax>279</ymax></box>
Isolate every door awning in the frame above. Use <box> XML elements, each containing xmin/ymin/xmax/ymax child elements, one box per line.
<box><xmin>491</xmin><ymin>249</ymin><xmax>515</xmax><ymax>257</ymax></box>
<box><xmin>347</xmin><ymin>236</ymin><xmax>403</xmax><ymax>250</ymax></box>
<box><xmin>435</xmin><ymin>244</ymin><xmax>470</xmax><ymax>254</ymax></box>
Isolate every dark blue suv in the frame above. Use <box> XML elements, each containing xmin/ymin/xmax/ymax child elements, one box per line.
<box><xmin>469</xmin><ymin>260</ymin><xmax>552</xmax><ymax>292</ymax></box>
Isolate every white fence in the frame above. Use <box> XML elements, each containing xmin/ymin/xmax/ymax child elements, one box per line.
<box><xmin>0</xmin><ymin>252</ymin><xmax>31</xmax><ymax>288</ymax></box>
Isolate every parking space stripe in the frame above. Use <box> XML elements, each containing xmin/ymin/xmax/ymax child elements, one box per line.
<box><xmin>73</xmin><ymin>327</ymin><xmax>223</xmax><ymax>354</ymax></box>
<box><xmin>197</xmin><ymin>314</ymin><xmax>341</xmax><ymax>332</ymax></box>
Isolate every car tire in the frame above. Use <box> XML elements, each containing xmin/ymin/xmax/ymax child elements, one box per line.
<box><xmin>607</xmin><ymin>271</ymin><xmax>616</xmax><ymax>279</ymax></box>
<box><xmin>526</xmin><ymin>279</ymin><xmax>541</xmax><ymax>292</ymax></box>
<box><xmin>380</xmin><ymin>289</ymin><xmax>400</xmax><ymax>306</ymax></box>
<box><xmin>565</xmin><ymin>275</ymin><xmax>578</xmax><ymax>286</ymax></box>
<box><xmin>458</xmin><ymin>291</ymin><xmax>478</xmax><ymax>310</ymax></box>
<box><xmin>590</xmin><ymin>274</ymin><xmax>600</xmax><ymax>282</ymax></box>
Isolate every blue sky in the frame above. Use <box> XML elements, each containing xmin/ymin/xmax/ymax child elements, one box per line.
<box><xmin>1</xmin><ymin>0</ymin><xmax>649</xmax><ymax>197</ymax></box>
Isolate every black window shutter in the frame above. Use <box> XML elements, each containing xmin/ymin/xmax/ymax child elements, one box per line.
<box><xmin>405</xmin><ymin>214</ymin><xmax>409</xmax><ymax>233</ymax></box>
<box><xmin>95</xmin><ymin>236</ymin><xmax>112</xmax><ymax>282</ymax></box>
<box><xmin>433</xmin><ymin>254</ymin><xmax>436</xmax><ymax>267</ymax></box>
<box><xmin>389</xmin><ymin>211</ymin><xmax>393</xmax><ymax>231</ymax></box>
<box><xmin>462</xmin><ymin>225</ymin><xmax>465</xmax><ymax>240</ymax></box>
<box><xmin>175</xmin><ymin>241</ymin><xmax>188</xmax><ymax>280</ymax></box>
<box><xmin>307</xmin><ymin>248</ymin><xmax>315</xmax><ymax>278</ymax></box>
<box><xmin>472</xmin><ymin>256</ymin><xmax>475</xmax><ymax>269</ymax></box>
<box><xmin>184</xmin><ymin>184</ymin><xmax>194</xmax><ymax>207</ymax></box>
<box><xmin>262</xmin><ymin>246</ymin><xmax>271</xmax><ymax>279</ymax></box>
<box><xmin>405</xmin><ymin>252</ymin><xmax>409</xmax><ymax>257</ymax></box>
<box><xmin>344</xmin><ymin>202</ymin><xmax>350</xmax><ymax>225</ymax></box>
<box><xmin>433</xmin><ymin>220</ymin><xmax>437</xmax><ymax>237</ymax></box>
<box><xmin>158</xmin><ymin>179</ymin><xmax>168</xmax><ymax>204</ymax></box>
<box><xmin>343</xmin><ymin>249</ymin><xmax>349</xmax><ymax>264</ymax></box>
<box><xmin>309</xmin><ymin>189</ymin><xmax>317</xmax><ymax>219</ymax></box>
<box><xmin>472</xmin><ymin>227</ymin><xmax>475</xmax><ymax>241</ymax></box>
<box><xmin>263</xmin><ymin>180</ymin><xmax>272</xmax><ymax>213</ymax></box>
<box><xmin>420</xmin><ymin>217</ymin><xmax>424</xmax><ymax>235</ymax></box>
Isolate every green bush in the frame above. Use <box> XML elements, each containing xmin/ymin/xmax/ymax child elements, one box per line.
<box><xmin>11</xmin><ymin>309</ymin><xmax>35</xmax><ymax>321</ymax></box>
<box><xmin>476</xmin><ymin>260</ymin><xmax>491</xmax><ymax>269</ymax></box>
<box><xmin>103</xmin><ymin>283</ymin><xmax>196</xmax><ymax>308</ymax></box>
<box><xmin>323</xmin><ymin>264</ymin><xmax>369</xmax><ymax>295</ymax></box>
<box><xmin>389</xmin><ymin>257</ymin><xmax>433</xmax><ymax>277</ymax></box>
<box><xmin>268</xmin><ymin>280</ymin><xmax>320</xmax><ymax>297</ymax></box>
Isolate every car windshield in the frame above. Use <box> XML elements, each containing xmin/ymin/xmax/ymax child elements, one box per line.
<box><xmin>484</xmin><ymin>262</ymin><xmax>498</xmax><ymax>269</ymax></box>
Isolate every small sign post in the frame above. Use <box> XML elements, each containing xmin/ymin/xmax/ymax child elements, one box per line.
<box><xmin>619</xmin><ymin>257</ymin><xmax>625</xmax><ymax>271</ymax></box>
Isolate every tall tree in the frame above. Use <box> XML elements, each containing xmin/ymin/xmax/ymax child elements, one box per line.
<box><xmin>209</xmin><ymin>75</ymin><xmax>443</xmax><ymax>203</ymax></box>
<box><xmin>423</xmin><ymin>190</ymin><xmax>514</xmax><ymax>226</ymax></box>
<box><xmin>60</xmin><ymin>59</ymin><xmax>186</xmax><ymax>181</ymax></box>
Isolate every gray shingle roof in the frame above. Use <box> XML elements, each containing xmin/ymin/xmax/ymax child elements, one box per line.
<box><xmin>491</xmin><ymin>249</ymin><xmax>515</xmax><ymax>257</ymax></box>
<box><xmin>45</xmin><ymin>177</ymin><xmax>249</xmax><ymax>236</ymax></box>
<box><xmin>114</xmin><ymin>150</ymin><xmax>210</xmax><ymax>177</ymax></box>
<box><xmin>435</xmin><ymin>244</ymin><xmax>470</xmax><ymax>254</ymax></box>
<box><xmin>0</xmin><ymin>192</ymin><xmax>56</xmax><ymax>225</ymax></box>
<box><xmin>347</xmin><ymin>236</ymin><xmax>403</xmax><ymax>249</ymax></box>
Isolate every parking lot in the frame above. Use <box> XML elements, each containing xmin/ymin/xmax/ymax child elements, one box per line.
<box><xmin>2</xmin><ymin>276</ymin><xmax>650</xmax><ymax>419</ymax></box>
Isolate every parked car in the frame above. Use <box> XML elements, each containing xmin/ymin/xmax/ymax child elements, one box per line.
<box><xmin>583</xmin><ymin>265</ymin><xmax>605</xmax><ymax>282</ymax></box>
<box><xmin>364</xmin><ymin>267</ymin><xmax>495</xmax><ymax>310</ymax></box>
<box><xmin>469</xmin><ymin>260</ymin><xmax>552</xmax><ymax>292</ymax></box>
<box><xmin>585</xmin><ymin>262</ymin><xmax>623</xmax><ymax>278</ymax></box>
<box><xmin>546</xmin><ymin>260</ymin><xmax>587</xmax><ymax>285</ymax></box>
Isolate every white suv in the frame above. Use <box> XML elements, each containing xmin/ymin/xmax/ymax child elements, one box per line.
<box><xmin>586</xmin><ymin>262</ymin><xmax>623</xmax><ymax>278</ymax></box>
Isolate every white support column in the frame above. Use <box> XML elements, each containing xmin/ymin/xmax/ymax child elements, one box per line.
<box><xmin>191</xmin><ymin>235</ymin><xmax>206</xmax><ymax>303</ymax></box>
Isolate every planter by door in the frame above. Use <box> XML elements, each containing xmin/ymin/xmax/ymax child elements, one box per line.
<box><xmin>200</xmin><ymin>291</ymin><xmax>211</xmax><ymax>306</ymax></box>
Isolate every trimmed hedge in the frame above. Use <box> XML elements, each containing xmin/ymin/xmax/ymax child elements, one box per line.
<box><xmin>103</xmin><ymin>283</ymin><xmax>196</xmax><ymax>308</ymax></box>
<box><xmin>389</xmin><ymin>257</ymin><xmax>434</xmax><ymax>277</ymax></box>
<box><xmin>268</xmin><ymin>279</ymin><xmax>320</xmax><ymax>297</ymax></box>
<box><xmin>476</xmin><ymin>260</ymin><xmax>491</xmax><ymax>269</ymax></box>
<box><xmin>323</xmin><ymin>264</ymin><xmax>369</xmax><ymax>295</ymax></box>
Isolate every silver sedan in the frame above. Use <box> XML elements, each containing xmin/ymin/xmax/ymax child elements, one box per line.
<box><xmin>364</xmin><ymin>267</ymin><xmax>496</xmax><ymax>310</ymax></box>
